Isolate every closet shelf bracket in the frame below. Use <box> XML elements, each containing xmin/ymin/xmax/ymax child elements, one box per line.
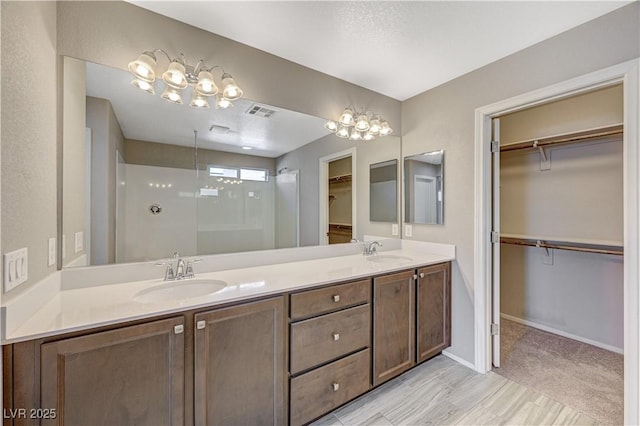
<box><xmin>533</xmin><ymin>140</ymin><xmax>551</xmax><ymax>171</ymax></box>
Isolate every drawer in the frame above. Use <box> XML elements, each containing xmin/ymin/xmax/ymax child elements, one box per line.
<box><xmin>290</xmin><ymin>349</ymin><xmax>370</xmax><ymax>426</ymax></box>
<box><xmin>290</xmin><ymin>279</ymin><xmax>371</xmax><ymax>320</ymax></box>
<box><xmin>290</xmin><ymin>304</ymin><xmax>370</xmax><ymax>374</ymax></box>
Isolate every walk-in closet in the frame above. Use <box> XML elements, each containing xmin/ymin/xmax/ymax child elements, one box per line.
<box><xmin>494</xmin><ymin>84</ymin><xmax>624</xmax><ymax>424</ymax></box>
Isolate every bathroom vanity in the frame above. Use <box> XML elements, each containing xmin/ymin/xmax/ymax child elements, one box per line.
<box><xmin>2</xmin><ymin>244</ymin><xmax>452</xmax><ymax>425</ymax></box>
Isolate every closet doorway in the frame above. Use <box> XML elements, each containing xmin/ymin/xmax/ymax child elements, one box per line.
<box><xmin>491</xmin><ymin>85</ymin><xmax>624</xmax><ymax>423</ymax></box>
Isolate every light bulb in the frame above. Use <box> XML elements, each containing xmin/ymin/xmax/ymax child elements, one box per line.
<box><xmin>339</xmin><ymin>108</ymin><xmax>355</xmax><ymax>126</ymax></box>
<box><xmin>355</xmin><ymin>113</ymin><xmax>370</xmax><ymax>131</ymax></box>
<box><xmin>324</xmin><ymin>120</ymin><xmax>338</xmax><ymax>132</ymax></box>
<box><xmin>131</xmin><ymin>79</ymin><xmax>155</xmax><ymax>95</ymax></box>
<box><xmin>128</xmin><ymin>52</ymin><xmax>157</xmax><ymax>82</ymax></box>
<box><xmin>161</xmin><ymin>85</ymin><xmax>183</xmax><ymax>104</ymax></box>
<box><xmin>368</xmin><ymin>117</ymin><xmax>381</xmax><ymax>135</ymax></box>
<box><xmin>215</xmin><ymin>94</ymin><xmax>232</xmax><ymax>109</ymax></box>
<box><xmin>379</xmin><ymin>121</ymin><xmax>393</xmax><ymax>136</ymax></box>
<box><xmin>336</xmin><ymin>126</ymin><xmax>350</xmax><ymax>138</ymax></box>
<box><xmin>190</xmin><ymin>92</ymin><xmax>210</xmax><ymax>108</ymax></box>
<box><xmin>363</xmin><ymin>132</ymin><xmax>375</xmax><ymax>141</ymax></box>
<box><xmin>349</xmin><ymin>128</ymin><xmax>362</xmax><ymax>141</ymax></box>
<box><xmin>221</xmin><ymin>73</ymin><xmax>243</xmax><ymax>100</ymax></box>
<box><xmin>195</xmin><ymin>70</ymin><xmax>218</xmax><ymax>96</ymax></box>
<box><xmin>162</xmin><ymin>61</ymin><xmax>188</xmax><ymax>89</ymax></box>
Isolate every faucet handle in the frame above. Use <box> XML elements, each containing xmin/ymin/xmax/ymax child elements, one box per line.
<box><xmin>185</xmin><ymin>259</ymin><xmax>202</xmax><ymax>279</ymax></box>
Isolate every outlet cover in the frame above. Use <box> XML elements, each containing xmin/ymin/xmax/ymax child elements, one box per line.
<box><xmin>3</xmin><ymin>248</ymin><xmax>28</xmax><ymax>292</ymax></box>
<box><xmin>48</xmin><ymin>237</ymin><xmax>56</xmax><ymax>266</ymax></box>
<box><xmin>404</xmin><ymin>224</ymin><xmax>413</xmax><ymax>238</ymax></box>
<box><xmin>391</xmin><ymin>224</ymin><xmax>399</xmax><ymax>236</ymax></box>
<box><xmin>75</xmin><ymin>231</ymin><xmax>84</xmax><ymax>253</ymax></box>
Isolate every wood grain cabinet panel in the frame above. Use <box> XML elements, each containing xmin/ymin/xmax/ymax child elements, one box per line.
<box><xmin>290</xmin><ymin>279</ymin><xmax>370</xmax><ymax>320</ymax></box>
<box><xmin>290</xmin><ymin>349</ymin><xmax>370</xmax><ymax>426</ymax></box>
<box><xmin>40</xmin><ymin>317</ymin><xmax>185</xmax><ymax>426</ymax></box>
<box><xmin>290</xmin><ymin>304</ymin><xmax>370</xmax><ymax>374</ymax></box>
<box><xmin>194</xmin><ymin>296</ymin><xmax>286</xmax><ymax>426</ymax></box>
<box><xmin>373</xmin><ymin>270</ymin><xmax>416</xmax><ymax>386</ymax></box>
<box><xmin>417</xmin><ymin>262</ymin><xmax>451</xmax><ymax>363</ymax></box>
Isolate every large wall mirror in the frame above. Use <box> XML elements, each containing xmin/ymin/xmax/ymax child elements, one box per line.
<box><xmin>369</xmin><ymin>160</ymin><xmax>398</xmax><ymax>222</ymax></box>
<box><xmin>404</xmin><ymin>150</ymin><xmax>444</xmax><ymax>225</ymax></box>
<box><xmin>62</xmin><ymin>57</ymin><xmax>401</xmax><ymax>268</ymax></box>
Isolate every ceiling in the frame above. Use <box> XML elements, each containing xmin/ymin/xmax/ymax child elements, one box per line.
<box><xmin>86</xmin><ymin>62</ymin><xmax>330</xmax><ymax>157</ymax></box>
<box><xmin>128</xmin><ymin>1</ymin><xmax>630</xmax><ymax>101</ymax></box>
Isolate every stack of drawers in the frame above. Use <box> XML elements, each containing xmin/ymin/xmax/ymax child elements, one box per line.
<box><xmin>289</xmin><ymin>279</ymin><xmax>372</xmax><ymax>425</ymax></box>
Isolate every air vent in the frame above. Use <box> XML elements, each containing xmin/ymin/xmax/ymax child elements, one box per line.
<box><xmin>246</xmin><ymin>104</ymin><xmax>276</xmax><ymax>118</ymax></box>
<box><xmin>209</xmin><ymin>124</ymin><xmax>230</xmax><ymax>134</ymax></box>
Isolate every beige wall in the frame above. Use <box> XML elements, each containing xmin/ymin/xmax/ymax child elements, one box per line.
<box><xmin>125</xmin><ymin>139</ymin><xmax>276</xmax><ymax>175</ymax></box>
<box><xmin>401</xmin><ymin>3</ymin><xmax>639</xmax><ymax>363</ymax></box>
<box><xmin>86</xmin><ymin>97</ymin><xmax>125</xmax><ymax>265</ymax></box>
<box><xmin>1</xmin><ymin>1</ymin><xmax>58</xmax><ymax>301</ymax></box>
<box><xmin>62</xmin><ymin>56</ymin><xmax>87</xmax><ymax>267</ymax></box>
<box><xmin>56</xmin><ymin>1</ymin><xmax>401</xmax><ymax>130</ymax></box>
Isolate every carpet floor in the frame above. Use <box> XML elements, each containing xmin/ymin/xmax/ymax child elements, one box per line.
<box><xmin>494</xmin><ymin>318</ymin><xmax>623</xmax><ymax>425</ymax></box>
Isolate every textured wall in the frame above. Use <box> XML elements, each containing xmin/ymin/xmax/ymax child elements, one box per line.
<box><xmin>1</xmin><ymin>1</ymin><xmax>58</xmax><ymax>301</ymax></box>
<box><xmin>62</xmin><ymin>56</ymin><xmax>87</xmax><ymax>267</ymax></box>
<box><xmin>401</xmin><ymin>3</ymin><xmax>639</xmax><ymax>364</ymax></box>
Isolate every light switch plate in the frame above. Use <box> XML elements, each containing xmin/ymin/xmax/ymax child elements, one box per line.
<box><xmin>3</xmin><ymin>248</ymin><xmax>28</xmax><ymax>292</ymax></box>
<box><xmin>75</xmin><ymin>231</ymin><xmax>83</xmax><ymax>253</ymax></box>
<box><xmin>404</xmin><ymin>224</ymin><xmax>413</xmax><ymax>238</ymax></box>
<box><xmin>391</xmin><ymin>224</ymin><xmax>399</xmax><ymax>236</ymax></box>
<box><xmin>48</xmin><ymin>237</ymin><xmax>56</xmax><ymax>266</ymax></box>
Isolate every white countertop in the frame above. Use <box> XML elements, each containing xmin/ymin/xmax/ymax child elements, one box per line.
<box><xmin>1</xmin><ymin>241</ymin><xmax>454</xmax><ymax>344</ymax></box>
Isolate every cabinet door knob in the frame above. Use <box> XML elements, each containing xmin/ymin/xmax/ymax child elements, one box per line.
<box><xmin>419</xmin><ymin>272</ymin><xmax>425</xmax><ymax>278</ymax></box>
<box><xmin>332</xmin><ymin>382</ymin><xmax>340</xmax><ymax>392</ymax></box>
<box><xmin>196</xmin><ymin>320</ymin><xmax>206</xmax><ymax>330</ymax></box>
<box><xmin>332</xmin><ymin>294</ymin><xmax>340</xmax><ymax>302</ymax></box>
<box><xmin>413</xmin><ymin>274</ymin><xmax>418</xmax><ymax>280</ymax></box>
<box><xmin>174</xmin><ymin>325</ymin><xmax>184</xmax><ymax>334</ymax></box>
<box><xmin>332</xmin><ymin>332</ymin><xmax>340</xmax><ymax>341</ymax></box>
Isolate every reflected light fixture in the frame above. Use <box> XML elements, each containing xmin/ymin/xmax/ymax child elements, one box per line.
<box><xmin>128</xmin><ymin>50</ymin><xmax>243</xmax><ymax>108</ymax></box>
<box><xmin>325</xmin><ymin>106</ymin><xmax>393</xmax><ymax>141</ymax></box>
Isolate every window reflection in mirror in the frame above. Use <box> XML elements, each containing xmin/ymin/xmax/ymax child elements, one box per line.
<box><xmin>369</xmin><ymin>160</ymin><xmax>398</xmax><ymax>222</ymax></box>
<box><xmin>404</xmin><ymin>150</ymin><xmax>444</xmax><ymax>225</ymax></box>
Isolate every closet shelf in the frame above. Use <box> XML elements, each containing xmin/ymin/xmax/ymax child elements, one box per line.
<box><xmin>499</xmin><ymin>123</ymin><xmax>623</xmax><ymax>153</ymax></box>
<box><xmin>329</xmin><ymin>174</ymin><xmax>352</xmax><ymax>184</ymax></box>
<box><xmin>500</xmin><ymin>235</ymin><xmax>623</xmax><ymax>256</ymax></box>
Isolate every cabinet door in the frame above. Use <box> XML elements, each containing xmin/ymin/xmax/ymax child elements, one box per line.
<box><xmin>194</xmin><ymin>297</ymin><xmax>286</xmax><ymax>426</ymax></box>
<box><xmin>373</xmin><ymin>270</ymin><xmax>415</xmax><ymax>385</ymax></box>
<box><xmin>40</xmin><ymin>317</ymin><xmax>185</xmax><ymax>426</ymax></box>
<box><xmin>417</xmin><ymin>262</ymin><xmax>451</xmax><ymax>363</ymax></box>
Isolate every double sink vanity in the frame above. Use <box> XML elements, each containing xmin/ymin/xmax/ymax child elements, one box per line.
<box><xmin>2</xmin><ymin>240</ymin><xmax>454</xmax><ymax>425</ymax></box>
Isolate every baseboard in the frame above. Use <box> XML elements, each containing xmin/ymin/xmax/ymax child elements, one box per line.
<box><xmin>500</xmin><ymin>313</ymin><xmax>623</xmax><ymax>354</ymax></box>
<box><xmin>442</xmin><ymin>349</ymin><xmax>476</xmax><ymax>370</ymax></box>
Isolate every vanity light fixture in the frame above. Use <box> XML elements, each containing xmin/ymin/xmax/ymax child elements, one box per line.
<box><xmin>324</xmin><ymin>106</ymin><xmax>393</xmax><ymax>141</ymax></box>
<box><xmin>128</xmin><ymin>50</ymin><xmax>244</xmax><ymax>109</ymax></box>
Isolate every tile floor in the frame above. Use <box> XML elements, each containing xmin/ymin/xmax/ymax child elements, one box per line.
<box><xmin>311</xmin><ymin>355</ymin><xmax>598</xmax><ymax>426</ymax></box>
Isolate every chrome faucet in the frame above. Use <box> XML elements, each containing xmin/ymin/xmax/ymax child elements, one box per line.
<box><xmin>364</xmin><ymin>241</ymin><xmax>382</xmax><ymax>256</ymax></box>
<box><xmin>156</xmin><ymin>252</ymin><xmax>198</xmax><ymax>281</ymax></box>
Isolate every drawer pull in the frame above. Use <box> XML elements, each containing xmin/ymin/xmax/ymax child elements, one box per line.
<box><xmin>332</xmin><ymin>382</ymin><xmax>340</xmax><ymax>392</ymax></box>
<box><xmin>419</xmin><ymin>272</ymin><xmax>425</xmax><ymax>278</ymax></box>
<box><xmin>332</xmin><ymin>294</ymin><xmax>341</xmax><ymax>303</ymax></box>
<box><xmin>332</xmin><ymin>332</ymin><xmax>340</xmax><ymax>341</ymax></box>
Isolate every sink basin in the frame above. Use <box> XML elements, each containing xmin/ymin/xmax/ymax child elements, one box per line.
<box><xmin>366</xmin><ymin>255</ymin><xmax>413</xmax><ymax>264</ymax></box>
<box><xmin>135</xmin><ymin>279</ymin><xmax>227</xmax><ymax>303</ymax></box>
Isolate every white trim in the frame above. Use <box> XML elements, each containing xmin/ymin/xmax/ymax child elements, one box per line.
<box><xmin>318</xmin><ymin>148</ymin><xmax>357</xmax><ymax>245</ymax></box>
<box><xmin>500</xmin><ymin>313</ymin><xmax>623</xmax><ymax>354</ymax></box>
<box><xmin>473</xmin><ymin>59</ymin><xmax>639</xmax><ymax>425</ymax></box>
<box><xmin>442</xmin><ymin>350</ymin><xmax>476</xmax><ymax>370</ymax></box>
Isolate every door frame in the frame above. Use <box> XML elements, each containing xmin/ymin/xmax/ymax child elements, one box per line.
<box><xmin>473</xmin><ymin>59</ymin><xmax>639</xmax><ymax>424</ymax></box>
<box><xmin>318</xmin><ymin>148</ymin><xmax>357</xmax><ymax>245</ymax></box>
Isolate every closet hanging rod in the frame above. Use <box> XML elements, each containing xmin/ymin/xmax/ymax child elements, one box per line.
<box><xmin>499</xmin><ymin>236</ymin><xmax>623</xmax><ymax>256</ymax></box>
<box><xmin>500</xmin><ymin>123</ymin><xmax>623</xmax><ymax>153</ymax></box>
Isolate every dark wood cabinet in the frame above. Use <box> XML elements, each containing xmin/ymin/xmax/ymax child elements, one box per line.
<box><xmin>40</xmin><ymin>316</ymin><xmax>185</xmax><ymax>426</ymax></box>
<box><xmin>417</xmin><ymin>262</ymin><xmax>451</xmax><ymax>363</ymax></box>
<box><xmin>373</xmin><ymin>270</ymin><xmax>416</xmax><ymax>386</ymax></box>
<box><xmin>194</xmin><ymin>296</ymin><xmax>287</xmax><ymax>426</ymax></box>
